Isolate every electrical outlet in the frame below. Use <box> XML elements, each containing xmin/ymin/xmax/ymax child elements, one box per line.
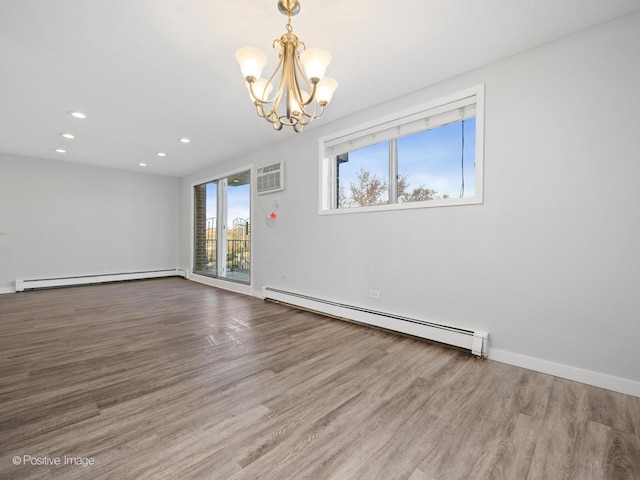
<box><xmin>369</xmin><ymin>289</ymin><xmax>380</xmax><ymax>300</ymax></box>
<box><xmin>98</xmin><ymin>264</ymin><xmax>106</xmax><ymax>271</ymax></box>
<box><xmin>282</xmin><ymin>274</ymin><xmax>288</xmax><ymax>280</ymax></box>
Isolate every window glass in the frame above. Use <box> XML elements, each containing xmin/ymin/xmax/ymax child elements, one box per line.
<box><xmin>337</xmin><ymin>141</ymin><xmax>389</xmax><ymax>208</ymax></box>
<box><xmin>397</xmin><ymin>118</ymin><xmax>476</xmax><ymax>202</ymax></box>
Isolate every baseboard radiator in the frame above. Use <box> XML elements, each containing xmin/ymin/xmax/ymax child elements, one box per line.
<box><xmin>15</xmin><ymin>269</ymin><xmax>186</xmax><ymax>292</ymax></box>
<box><xmin>263</xmin><ymin>287</ymin><xmax>488</xmax><ymax>357</ymax></box>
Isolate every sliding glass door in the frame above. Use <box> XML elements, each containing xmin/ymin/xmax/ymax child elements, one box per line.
<box><xmin>194</xmin><ymin>170</ymin><xmax>250</xmax><ymax>284</ymax></box>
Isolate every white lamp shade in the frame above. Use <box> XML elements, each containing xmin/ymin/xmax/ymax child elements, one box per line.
<box><xmin>290</xmin><ymin>90</ymin><xmax>311</xmax><ymax>114</ymax></box>
<box><xmin>247</xmin><ymin>77</ymin><xmax>273</xmax><ymax>102</ymax></box>
<box><xmin>315</xmin><ymin>77</ymin><xmax>338</xmax><ymax>104</ymax></box>
<box><xmin>236</xmin><ymin>47</ymin><xmax>267</xmax><ymax>80</ymax></box>
<box><xmin>299</xmin><ymin>48</ymin><xmax>331</xmax><ymax>81</ymax></box>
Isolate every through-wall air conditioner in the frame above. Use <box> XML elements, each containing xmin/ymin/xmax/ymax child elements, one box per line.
<box><xmin>256</xmin><ymin>161</ymin><xmax>284</xmax><ymax>194</ymax></box>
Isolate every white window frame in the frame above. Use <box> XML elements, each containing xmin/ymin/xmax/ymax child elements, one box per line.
<box><xmin>318</xmin><ymin>84</ymin><xmax>484</xmax><ymax>214</ymax></box>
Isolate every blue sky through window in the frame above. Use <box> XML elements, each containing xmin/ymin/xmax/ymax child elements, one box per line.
<box><xmin>205</xmin><ymin>181</ymin><xmax>250</xmax><ymax>225</ymax></box>
<box><xmin>227</xmin><ymin>183</ymin><xmax>250</xmax><ymax>222</ymax></box>
<box><xmin>398</xmin><ymin>118</ymin><xmax>476</xmax><ymax>198</ymax></box>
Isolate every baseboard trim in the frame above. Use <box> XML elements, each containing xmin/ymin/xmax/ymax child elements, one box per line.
<box><xmin>0</xmin><ymin>287</ymin><xmax>16</xmax><ymax>295</ymax></box>
<box><xmin>15</xmin><ymin>268</ymin><xmax>187</xmax><ymax>292</ymax></box>
<box><xmin>489</xmin><ymin>348</ymin><xmax>640</xmax><ymax>398</ymax></box>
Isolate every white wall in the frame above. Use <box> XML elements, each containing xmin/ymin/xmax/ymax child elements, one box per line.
<box><xmin>0</xmin><ymin>153</ymin><xmax>180</xmax><ymax>291</ymax></box>
<box><xmin>179</xmin><ymin>12</ymin><xmax>640</xmax><ymax>392</ymax></box>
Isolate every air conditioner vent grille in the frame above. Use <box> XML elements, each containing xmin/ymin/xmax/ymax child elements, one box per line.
<box><xmin>256</xmin><ymin>161</ymin><xmax>284</xmax><ymax>194</ymax></box>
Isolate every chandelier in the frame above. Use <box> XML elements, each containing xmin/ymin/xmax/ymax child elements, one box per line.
<box><xmin>235</xmin><ymin>0</ymin><xmax>338</xmax><ymax>132</ymax></box>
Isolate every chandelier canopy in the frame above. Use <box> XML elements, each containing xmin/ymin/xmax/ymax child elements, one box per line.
<box><xmin>235</xmin><ymin>0</ymin><xmax>338</xmax><ymax>132</ymax></box>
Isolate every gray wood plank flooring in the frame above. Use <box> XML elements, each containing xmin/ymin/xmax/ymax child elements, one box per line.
<box><xmin>0</xmin><ymin>278</ymin><xmax>639</xmax><ymax>479</ymax></box>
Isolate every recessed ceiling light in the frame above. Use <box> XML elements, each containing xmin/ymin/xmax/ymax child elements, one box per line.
<box><xmin>179</xmin><ymin>138</ymin><xmax>191</xmax><ymax>143</ymax></box>
<box><xmin>157</xmin><ymin>152</ymin><xmax>167</xmax><ymax>157</ymax></box>
<box><xmin>54</xmin><ymin>148</ymin><xmax>66</xmax><ymax>153</ymax></box>
<box><xmin>139</xmin><ymin>163</ymin><xmax>148</xmax><ymax>167</ymax></box>
<box><xmin>69</xmin><ymin>111</ymin><xmax>86</xmax><ymax>119</ymax></box>
<box><xmin>60</xmin><ymin>133</ymin><xmax>75</xmax><ymax>139</ymax></box>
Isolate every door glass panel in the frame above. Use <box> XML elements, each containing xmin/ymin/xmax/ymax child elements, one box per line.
<box><xmin>193</xmin><ymin>182</ymin><xmax>217</xmax><ymax>276</ymax></box>
<box><xmin>223</xmin><ymin>171</ymin><xmax>250</xmax><ymax>283</ymax></box>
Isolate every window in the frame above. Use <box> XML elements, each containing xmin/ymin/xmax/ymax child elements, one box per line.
<box><xmin>193</xmin><ymin>170</ymin><xmax>251</xmax><ymax>284</ymax></box>
<box><xmin>320</xmin><ymin>85</ymin><xmax>484</xmax><ymax>213</ymax></box>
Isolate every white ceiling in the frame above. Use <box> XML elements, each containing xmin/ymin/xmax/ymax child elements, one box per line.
<box><xmin>1</xmin><ymin>0</ymin><xmax>639</xmax><ymax>177</ymax></box>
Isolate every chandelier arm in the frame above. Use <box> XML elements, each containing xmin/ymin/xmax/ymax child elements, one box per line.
<box><xmin>270</xmin><ymin>78</ymin><xmax>286</xmax><ymax>120</ymax></box>
<box><xmin>312</xmin><ymin>103</ymin><xmax>326</xmax><ymax>119</ymax></box>
<box><xmin>295</xmin><ymin>112</ymin><xmax>310</xmax><ymax>131</ymax></box>
<box><xmin>292</xmin><ymin>52</ymin><xmax>318</xmax><ymax>108</ymax></box>
<box><xmin>300</xmin><ymin>90</ymin><xmax>317</xmax><ymax>122</ymax></box>
<box><xmin>247</xmin><ymin>81</ymin><xmax>267</xmax><ymax>106</ymax></box>
<box><xmin>299</xmin><ymin>81</ymin><xmax>318</xmax><ymax>109</ymax></box>
<box><xmin>246</xmin><ymin>48</ymin><xmax>285</xmax><ymax>107</ymax></box>
<box><xmin>298</xmin><ymin>109</ymin><xmax>313</xmax><ymax>127</ymax></box>
<box><xmin>255</xmin><ymin>101</ymin><xmax>268</xmax><ymax>119</ymax></box>
<box><xmin>286</xmin><ymin>77</ymin><xmax>313</xmax><ymax>122</ymax></box>
<box><xmin>267</xmin><ymin>38</ymin><xmax>284</xmax><ymax>90</ymax></box>
<box><xmin>264</xmin><ymin>45</ymin><xmax>288</xmax><ymax>117</ymax></box>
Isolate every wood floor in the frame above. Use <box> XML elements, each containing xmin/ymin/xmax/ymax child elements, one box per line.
<box><xmin>1</xmin><ymin>278</ymin><xmax>639</xmax><ymax>480</ymax></box>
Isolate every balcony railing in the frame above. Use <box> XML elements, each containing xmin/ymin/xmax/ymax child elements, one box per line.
<box><xmin>199</xmin><ymin>217</ymin><xmax>250</xmax><ymax>275</ymax></box>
